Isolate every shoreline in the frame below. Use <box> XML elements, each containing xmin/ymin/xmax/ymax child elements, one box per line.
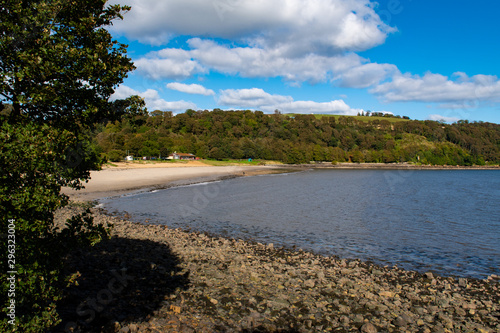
<box><xmin>288</xmin><ymin>162</ymin><xmax>500</xmax><ymax>170</ymax></box>
<box><xmin>62</xmin><ymin>164</ymin><xmax>291</xmax><ymax>202</ymax></box>
<box><xmin>63</xmin><ymin>161</ymin><xmax>500</xmax><ymax>202</ymax></box>
<box><xmin>55</xmin><ymin>206</ymin><xmax>500</xmax><ymax>333</ymax></box>
<box><xmin>56</xmin><ymin>164</ymin><xmax>500</xmax><ymax>332</ymax></box>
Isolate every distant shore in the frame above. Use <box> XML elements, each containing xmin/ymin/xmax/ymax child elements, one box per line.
<box><xmin>62</xmin><ymin>161</ymin><xmax>499</xmax><ymax>202</ymax></box>
<box><xmin>291</xmin><ymin>162</ymin><xmax>500</xmax><ymax>170</ymax></box>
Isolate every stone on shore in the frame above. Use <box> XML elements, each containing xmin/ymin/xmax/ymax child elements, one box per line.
<box><xmin>54</xmin><ymin>206</ymin><xmax>500</xmax><ymax>333</ymax></box>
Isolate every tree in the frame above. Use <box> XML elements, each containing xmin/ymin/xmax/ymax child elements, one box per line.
<box><xmin>0</xmin><ymin>1</ymin><xmax>134</xmax><ymax>330</ymax></box>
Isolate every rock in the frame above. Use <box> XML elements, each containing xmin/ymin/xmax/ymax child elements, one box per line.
<box><xmin>463</xmin><ymin>302</ymin><xmax>477</xmax><ymax>310</ymax></box>
<box><xmin>360</xmin><ymin>322</ymin><xmax>378</xmax><ymax>333</ymax></box>
<box><xmin>414</xmin><ymin>307</ymin><xmax>426</xmax><ymax>315</ymax></box>
<box><xmin>379</xmin><ymin>291</ymin><xmax>395</xmax><ymax>298</ymax></box>
<box><xmin>53</xmin><ymin>207</ymin><xmax>500</xmax><ymax>333</ymax></box>
<box><xmin>394</xmin><ymin>316</ymin><xmax>408</xmax><ymax>327</ymax></box>
<box><xmin>432</xmin><ymin>324</ymin><xmax>446</xmax><ymax>333</ymax></box>
<box><xmin>304</xmin><ymin>279</ymin><xmax>315</xmax><ymax>288</ymax></box>
<box><xmin>353</xmin><ymin>314</ymin><xmax>364</xmax><ymax>323</ymax></box>
<box><xmin>340</xmin><ymin>315</ymin><xmax>350</xmax><ymax>325</ymax></box>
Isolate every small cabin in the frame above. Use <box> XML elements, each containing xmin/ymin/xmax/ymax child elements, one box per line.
<box><xmin>168</xmin><ymin>152</ymin><xmax>197</xmax><ymax>160</ymax></box>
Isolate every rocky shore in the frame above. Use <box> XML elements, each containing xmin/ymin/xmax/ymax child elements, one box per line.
<box><xmin>54</xmin><ymin>206</ymin><xmax>500</xmax><ymax>333</ymax></box>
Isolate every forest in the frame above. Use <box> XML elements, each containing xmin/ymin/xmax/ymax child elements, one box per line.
<box><xmin>94</xmin><ymin>104</ymin><xmax>500</xmax><ymax>166</ymax></box>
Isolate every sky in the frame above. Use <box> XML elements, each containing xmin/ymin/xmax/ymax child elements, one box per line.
<box><xmin>107</xmin><ymin>0</ymin><xmax>500</xmax><ymax>124</ymax></box>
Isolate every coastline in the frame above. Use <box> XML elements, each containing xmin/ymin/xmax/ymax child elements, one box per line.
<box><xmin>288</xmin><ymin>162</ymin><xmax>500</xmax><ymax>170</ymax></box>
<box><xmin>62</xmin><ymin>164</ymin><xmax>290</xmax><ymax>202</ymax></box>
<box><xmin>62</xmin><ymin>161</ymin><xmax>499</xmax><ymax>202</ymax></box>
<box><xmin>55</xmin><ymin>206</ymin><xmax>500</xmax><ymax>333</ymax></box>
<box><xmin>55</xmin><ymin>164</ymin><xmax>500</xmax><ymax>332</ymax></box>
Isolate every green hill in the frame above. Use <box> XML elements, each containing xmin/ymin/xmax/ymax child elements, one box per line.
<box><xmin>93</xmin><ymin>107</ymin><xmax>500</xmax><ymax>166</ymax></box>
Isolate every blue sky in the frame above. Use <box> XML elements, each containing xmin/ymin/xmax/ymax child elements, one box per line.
<box><xmin>108</xmin><ymin>0</ymin><xmax>500</xmax><ymax>123</ymax></box>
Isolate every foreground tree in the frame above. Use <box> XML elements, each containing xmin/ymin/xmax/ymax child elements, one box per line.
<box><xmin>0</xmin><ymin>1</ymin><xmax>134</xmax><ymax>331</ymax></box>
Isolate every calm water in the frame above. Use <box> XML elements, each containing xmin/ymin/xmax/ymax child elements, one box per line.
<box><xmin>101</xmin><ymin>169</ymin><xmax>500</xmax><ymax>279</ymax></box>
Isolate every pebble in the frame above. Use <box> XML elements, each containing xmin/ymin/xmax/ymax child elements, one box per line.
<box><xmin>53</xmin><ymin>206</ymin><xmax>500</xmax><ymax>333</ymax></box>
<box><xmin>360</xmin><ymin>322</ymin><xmax>378</xmax><ymax>333</ymax></box>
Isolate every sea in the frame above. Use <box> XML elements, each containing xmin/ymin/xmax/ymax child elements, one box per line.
<box><xmin>100</xmin><ymin>169</ymin><xmax>500</xmax><ymax>279</ymax></box>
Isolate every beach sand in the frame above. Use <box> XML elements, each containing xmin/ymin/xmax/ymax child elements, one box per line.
<box><xmin>62</xmin><ymin>161</ymin><xmax>285</xmax><ymax>201</ymax></box>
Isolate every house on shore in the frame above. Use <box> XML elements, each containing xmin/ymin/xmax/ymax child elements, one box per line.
<box><xmin>167</xmin><ymin>152</ymin><xmax>198</xmax><ymax>160</ymax></box>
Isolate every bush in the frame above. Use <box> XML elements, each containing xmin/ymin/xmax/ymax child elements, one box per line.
<box><xmin>0</xmin><ymin>0</ymin><xmax>133</xmax><ymax>330</ymax></box>
<box><xmin>0</xmin><ymin>120</ymin><xmax>110</xmax><ymax>331</ymax></box>
<box><xmin>108</xmin><ymin>149</ymin><xmax>126</xmax><ymax>162</ymax></box>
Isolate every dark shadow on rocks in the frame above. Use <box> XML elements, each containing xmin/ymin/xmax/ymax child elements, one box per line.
<box><xmin>241</xmin><ymin>329</ymin><xmax>301</xmax><ymax>333</ymax></box>
<box><xmin>52</xmin><ymin>236</ymin><xmax>189</xmax><ymax>333</ymax></box>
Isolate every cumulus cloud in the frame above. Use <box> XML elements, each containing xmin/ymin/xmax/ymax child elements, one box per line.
<box><xmin>108</xmin><ymin>0</ymin><xmax>500</xmax><ymax>112</ymax></box>
<box><xmin>219</xmin><ymin>88</ymin><xmax>293</xmax><ymax>107</ymax></box>
<box><xmin>111</xmin><ymin>85</ymin><xmax>197</xmax><ymax>112</ymax></box>
<box><xmin>338</xmin><ymin>62</ymin><xmax>398</xmax><ymax>88</ymax></box>
<box><xmin>371</xmin><ymin>72</ymin><xmax>500</xmax><ymax>104</ymax></box>
<box><xmin>261</xmin><ymin>100</ymin><xmax>361</xmax><ymax>115</ymax></box>
<box><xmin>135</xmin><ymin>49</ymin><xmax>207</xmax><ymax>80</ymax></box>
<box><xmin>427</xmin><ymin>114</ymin><xmax>461</xmax><ymax>123</ymax></box>
<box><xmin>109</xmin><ymin>0</ymin><xmax>398</xmax><ymax>88</ymax></box>
<box><xmin>219</xmin><ymin>88</ymin><xmax>361</xmax><ymax>115</ymax></box>
<box><xmin>166</xmin><ymin>82</ymin><xmax>215</xmax><ymax>96</ymax></box>
<box><xmin>134</xmin><ymin>39</ymin><xmax>396</xmax><ymax>85</ymax></box>
<box><xmin>109</xmin><ymin>0</ymin><xmax>393</xmax><ymax>54</ymax></box>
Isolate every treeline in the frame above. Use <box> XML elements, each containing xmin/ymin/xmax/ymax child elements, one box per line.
<box><xmin>94</xmin><ymin>108</ymin><xmax>500</xmax><ymax>165</ymax></box>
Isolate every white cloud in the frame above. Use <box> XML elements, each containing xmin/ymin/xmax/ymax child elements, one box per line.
<box><xmin>338</xmin><ymin>62</ymin><xmax>398</xmax><ymax>88</ymax></box>
<box><xmin>135</xmin><ymin>49</ymin><xmax>207</xmax><ymax>80</ymax></box>
<box><xmin>166</xmin><ymin>82</ymin><xmax>215</xmax><ymax>96</ymax></box>
<box><xmin>109</xmin><ymin>0</ymin><xmax>393</xmax><ymax>54</ymax></box>
<box><xmin>437</xmin><ymin>102</ymin><xmax>478</xmax><ymax>110</ymax></box>
<box><xmin>111</xmin><ymin>85</ymin><xmax>197</xmax><ymax>112</ymax></box>
<box><xmin>135</xmin><ymin>39</ymin><xmax>396</xmax><ymax>85</ymax></box>
<box><xmin>110</xmin><ymin>85</ymin><xmax>141</xmax><ymax>101</ymax></box>
<box><xmin>262</xmin><ymin>100</ymin><xmax>361</xmax><ymax>115</ymax></box>
<box><xmin>371</xmin><ymin>72</ymin><xmax>500</xmax><ymax>104</ymax></box>
<box><xmin>219</xmin><ymin>88</ymin><xmax>293</xmax><ymax>107</ymax></box>
<box><xmin>109</xmin><ymin>0</ymin><xmax>398</xmax><ymax>87</ymax></box>
<box><xmin>107</xmin><ymin>0</ymin><xmax>500</xmax><ymax>112</ymax></box>
<box><xmin>219</xmin><ymin>88</ymin><xmax>361</xmax><ymax>115</ymax></box>
<box><xmin>427</xmin><ymin>114</ymin><xmax>461</xmax><ymax>123</ymax></box>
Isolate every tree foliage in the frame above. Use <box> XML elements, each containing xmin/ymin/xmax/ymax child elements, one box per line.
<box><xmin>0</xmin><ymin>1</ymin><xmax>134</xmax><ymax>331</ymax></box>
<box><xmin>95</xmin><ymin>109</ymin><xmax>500</xmax><ymax>166</ymax></box>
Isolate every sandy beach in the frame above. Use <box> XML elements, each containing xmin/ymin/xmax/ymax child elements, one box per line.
<box><xmin>63</xmin><ymin>161</ymin><xmax>499</xmax><ymax>202</ymax></box>
<box><xmin>62</xmin><ymin>161</ymin><xmax>285</xmax><ymax>201</ymax></box>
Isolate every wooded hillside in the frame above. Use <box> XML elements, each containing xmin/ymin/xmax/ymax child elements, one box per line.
<box><xmin>94</xmin><ymin>108</ymin><xmax>500</xmax><ymax>166</ymax></box>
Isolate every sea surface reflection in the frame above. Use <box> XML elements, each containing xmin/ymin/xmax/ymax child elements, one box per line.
<box><xmin>101</xmin><ymin>169</ymin><xmax>500</xmax><ymax>279</ymax></box>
